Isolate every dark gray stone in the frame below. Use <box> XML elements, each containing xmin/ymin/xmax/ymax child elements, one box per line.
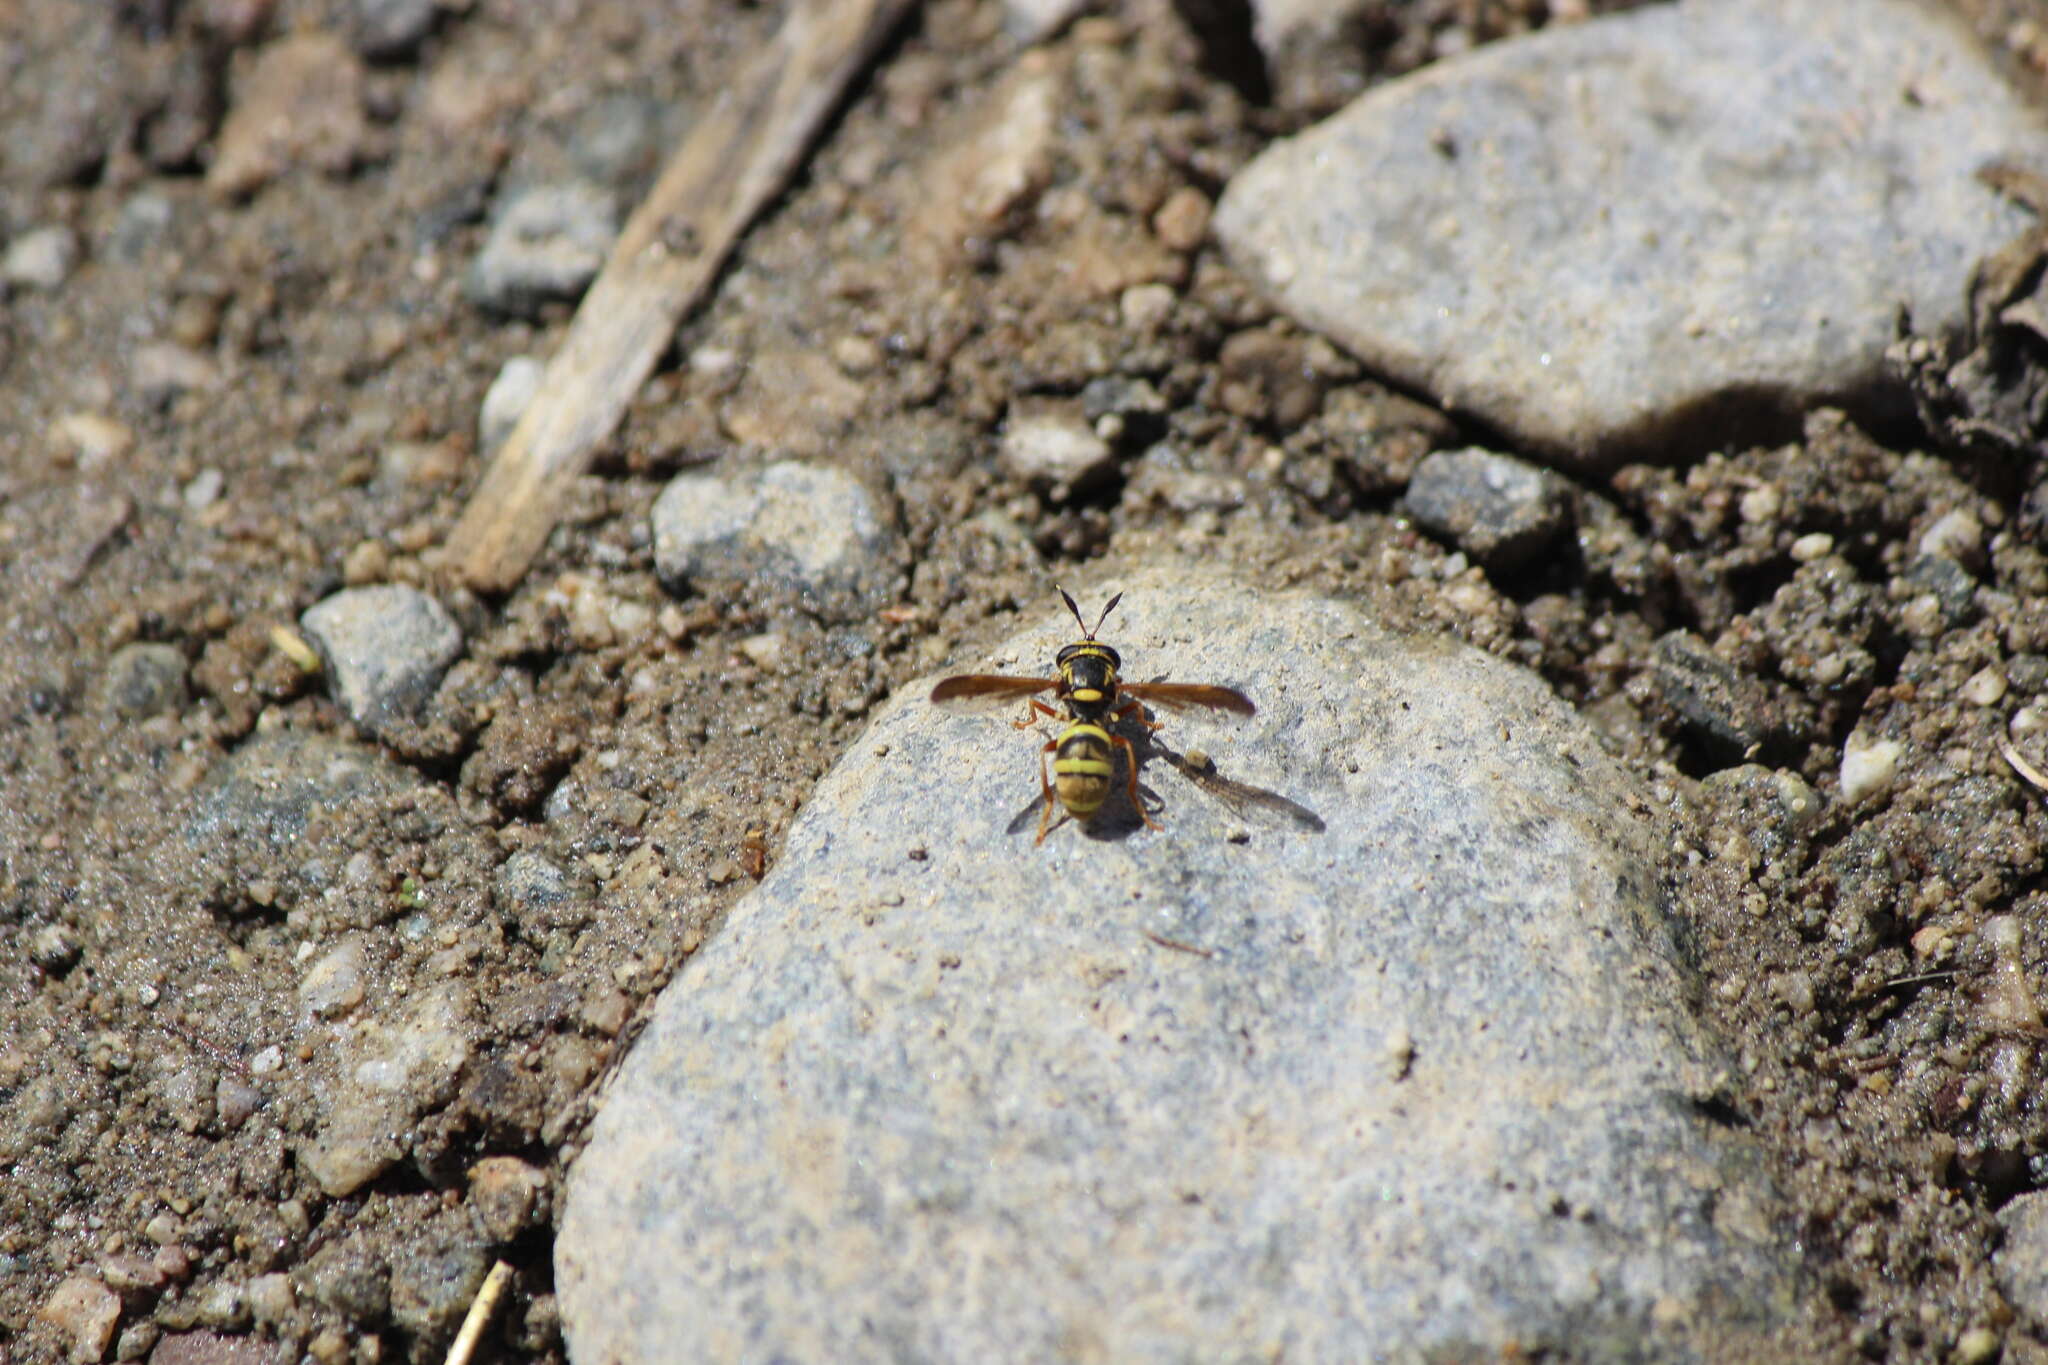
<box><xmin>352</xmin><ymin>0</ymin><xmax>438</xmax><ymax>59</ymax></box>
<box><xmin>100</xmin><ymin>642</ymin><xmax>189</xmax><ymax>719</ymax></box>
<box><xmin>1404</xmin><ymin>447</ymin><xmax>1568</xmax><ymax>573</ymax></box>
<box><xmin>1648</xmin><ymin>630</ymin><xmax>1810</xmax><ymax>762</ymax></box>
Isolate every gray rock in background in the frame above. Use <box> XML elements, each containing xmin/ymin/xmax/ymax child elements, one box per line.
<box><xmin>99</xmin><ymin>642</ymin><xmax>189</xmax><ymax>719</ymax></box>
<box><xmin>559</xmin><ymin>571</ymin><xmax>1801</xmax><ymax>1361</ymax></box>
<box><xmin>1214</xmin><ymin>0</ymin><xmax>2041</xmax><ymax>470</ymax></box>
<box><xmin>463</xmin><ymin>181</ymin><xmax>618</xmax><ymax>318</ymax></box>
<box><xmin>651</xmin><ymin>460</ymin><xmax>899</xmax><ymax>621</ymax></box>
<box><xmin>1999</xmin><ymin>1191</ymin><xmax>2048</xmax><ymax>1326</ymax></box>
<box><xmin>2</xmin><ymin>225</ymin><xmax>80</xmax><ymax>291</ymax></box>
<box><xmin>300</xmin><ymin>585</ymin><xmax>463</xmax><ymax>735</ymax></box>
<box><xmin>1405</xmin><ymin>447</ymin><xmax>1568</xmax><ymax>573</ymax></box>
<box><xmin>477</xmin><ymin>354</ymin><xmax>543</xmax><ymax>453</ymax></box>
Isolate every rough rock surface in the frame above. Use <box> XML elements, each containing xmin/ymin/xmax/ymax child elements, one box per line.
<box><xmin>299</xmin><ymin>585</ymin><xmax>464</xmax><ymax>735</ymax></box>
<box><xmin>558</xmin><ymin>573</ymin><xmax>1800</xmax><ymax>1361</ymax></box>
<box><xmin>1214</xmin><ymin>0</ymin><xmax>2041</xmax><ymax>469</ymax></box>
<box><xmin>650</xmin><ymin>460</ymin><xmax>899</xmax><ymax>621</ymax></box>
<box><xmin>1404</xmin><ymin>446</ymin><xmax>1568</xmax><ymax>572</ymax></box>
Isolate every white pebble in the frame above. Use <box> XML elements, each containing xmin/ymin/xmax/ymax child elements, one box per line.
<box><xmin>1838</xmin><ymin>734</ymin><xmax>1903</xmax><ymax>804</ymax></box>
<box><xmin>1918</xmin><ymin>508</ymin><xmax>1984</xmax><ymax>566</ymax></box>
<box><xmin>1961</xmin><ymin>666</ymin><xmax>2008</xmax><ymax>707</ymax></box>
<box><xmin>1788</xmin><ymin>532</ymin><xmax>1834</xmax><ymax>562</ymax></box>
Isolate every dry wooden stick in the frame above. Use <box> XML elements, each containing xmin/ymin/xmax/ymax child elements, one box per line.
<box><xmin>444</xmin><ymin>0</ymin><xmax>918</xmax><ymax>593</ymax></box>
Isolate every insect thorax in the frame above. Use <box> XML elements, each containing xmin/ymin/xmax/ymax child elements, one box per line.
<box><xmin>1056</xmin><ymin>643</ymin><xmax>1121</xmax><ymax>715</ymax></box>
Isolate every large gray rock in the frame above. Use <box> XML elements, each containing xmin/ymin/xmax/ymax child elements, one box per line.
<box><xmin>558</xmin><ymin>572</ymin><xmax>1800</xmax><ymax>1361</ymax></box>
<box><xmin>1215</xmin><ymin>0</ymin><xmax>2041</xmax><ymax>470</ymax></box>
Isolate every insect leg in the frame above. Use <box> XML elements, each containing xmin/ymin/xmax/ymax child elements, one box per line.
<box><xmin>1112</xmin><ymin>732</ymin><xmax>1159</xmax><ymax>831</ymax></box>
<box><xmin>1036</xmin><ymin>737</ymin><xmax>1059</xmax><ymax>844</ymax></box>
<box><xmin>1112</xmin><ymin>696</ymin><xmax>1161</xmax><ymax>731</ymax></box>
<box><xmin>1013</xmin><ymin>697</ymin><xmax>1063</xmax><ymax>731</ymax></box>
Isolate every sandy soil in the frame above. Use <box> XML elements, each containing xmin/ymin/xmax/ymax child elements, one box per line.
<box><xmin>6</xmin><ymin>1</ymin><xmax>2048</xmax><ymax>1360</ymax></box>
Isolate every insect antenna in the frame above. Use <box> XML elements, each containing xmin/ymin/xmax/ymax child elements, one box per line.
<box><xmin>1091</xmin><ymin>592</ymin><xmax>1123</xmax><ymax>638</ymax></box>
<box><xmin>1056</xmin><ymin>585</ymin><xmax>1123</xmax><ymax>640</ymax></box>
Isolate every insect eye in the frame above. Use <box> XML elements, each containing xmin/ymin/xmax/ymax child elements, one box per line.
<box><xmin>1100</xmin><ymin>647</ymin><xmax>1120</xmax><ymax>671</ymax></box>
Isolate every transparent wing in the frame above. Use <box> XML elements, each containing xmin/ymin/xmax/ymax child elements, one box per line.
<box><xmin>1156</xmin><ymin>747</ymin><xmax>1324</xmax><ymax>831</ymax></box>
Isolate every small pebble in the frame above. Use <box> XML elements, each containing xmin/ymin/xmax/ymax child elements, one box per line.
<box><xmin>1961</xmin><ymin>666</ymin><xmax>2008</xmax><ymax>707</ymax></box>
<box><xmin>101</xmin><ymin>643</ymin><xmax>189</xmax><ymax>719</ymax></box>
<box><xmin>650</xmin><ymin>460</ymin><xmax>897</xmax><ymax>621</ymax></box>
<box><xmin>181</xmin><ymin>468</ymin><xmax>224</xmax><ymax>511</ymax></box>
<box><xmin>36</xmin><ymin>1275</ymin><xmax>120</xmax><ymax>1364</ymax></box>
<box><xmin>49</xmin><ymin>412</ymin><xmax>135</xmax><ymax>468</ymax></box>
<box><xmin>131</xmin><ymin>342</ymin><xmax>221</xmax><ymax>403</ymax></box>
<box><xmin>245</xmin><ymin>1272</ymin><xmax>296</xmax><ymax>1329</ymax></box>
<box><xmin>194</xmin><ymin>1279</ymin><xmax>249</xmax><ymax>1330</ymax></box>
<box><xmin>465</xmin><ymin>182</ymin><xmax>619</xmax><ymax>317</ymax></box>
<box><xmin>208</xmin><ymin>32</ymin><xmax>368</xmax><ymax>197</ymax></box>
<box><xmin>1120</xmin><ymin>283</ymin><xmax>1176</xmax><ymax>330</ymax></box>
<box><xmin>113</xmin><ymin>1321</ymin><xmax>159</xmax><ymax>1362</ymax></box>
<box><xmin>30</xmin><ymin>924</ymin><xmax>83</xmax><ymax>973</ymax></box>
<box><xmin>738</xmin><ymin>632</ymin><xmax>789</xmax><ymax>671</ymax></box>
<box><xmin>215</xmin><ymin>1079</ymin><xmax>262</xmax><ymax>1130</ymax></box>
<box><xmin>1404</xmin><ymin>447</ymin><xmax>1568</xmax><ymax>574</ymax></box>
<box><xmin>1899</xmin><ymin>594</ymin><xmax>1945</xmax><ymax>638</ymax></box>
<box><xmin>1839</xmin><ymin>734</ymin><xmax>1903</xmax><ymax>804</ymax></box>
<box><xmin>1151</xmin><ymin>186</ymin><xmax>1213</xmax><ymax>252</ymax></box>
<box><xmin>1789</xmin><ymin>532</ymin><xmax>1835</xmax><ymax>562</ymax></box>
<box><xmin>831</xmin><ymin>335</ymin><xmax>884</xmax><ymax>375</ymax></box>
<box><xmin>468</xmin><ymin>1156</ymin><xmax>547</xmax><ymax>1242</ymax></box>
<box><xmin>299</xmin><ymin>938</ymin><xmax>369</xmax><ymax>1019</ymax></box>
<box><xmin>3</xmin><ymin>225</ymin><xmax>82</xmax><ymax>290</ymax></box>
<box><xmin>999</xmin><ymin>404</ymin><xmax>1116</xmax><ymax>496</ymax></box>
<box><xmin>1918</xmin><ymin>508</ymin><xmax>1985</xmax><ymax>568</ymax></box>
<box><xmin>478</xmin><ymin>355</ymin><xmax>544</xmax><ymax>453</ymax></box>
<box><xmin>353</xmin><ymin>0</ymin><xmax>438</xmax><ymax>58</ymax></box>
<box><xmin>299</xmin><ymin>584</ymin><xmax>464</xmax><ymax>733</ymax></box>
<box><xmin>1737</xmin><ymin>483</ymin><xmax>1781</xmax><ymax>525</ymax></box>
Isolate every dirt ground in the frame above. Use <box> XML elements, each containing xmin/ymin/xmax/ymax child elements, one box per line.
<box><xmin>8</xmin><ymin>0</ymin><xmax>2048</xmax><ymax>1361</ymax></box>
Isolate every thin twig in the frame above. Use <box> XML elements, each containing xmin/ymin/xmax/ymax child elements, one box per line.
<box><xmin>1142</xmin><ymin>930</ymin><xmax>1214</xmax><ymax>958</ymax></box>
<box><xmin>443</xmin><ymin>0</ymin><xmax>917</xmax><ymax>592</ymax></box>
<box><xmin>2003</xmin><ymin>743</ymin><xmax>2048</xmax><ymax>793</ymax></box>
<box><xmin>444</xmin><ymin>1259</ymin><xmax>514</xmax><ymax>1365</ymax></box>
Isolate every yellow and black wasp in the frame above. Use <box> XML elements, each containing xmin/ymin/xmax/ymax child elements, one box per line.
<box><xmin>930</xmin><ymin>588</ymin><xmax>1318</xmax><ymax>841</ymax></box>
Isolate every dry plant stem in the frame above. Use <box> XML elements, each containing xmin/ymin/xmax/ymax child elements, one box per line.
<box><xmin>444</xmin><ymin>1259</ymin><xmax>513</xmax><ymax>1365</ymax></box>
<box><xmin>443</xmin><ymin>0</ymin><xmax>919</xmax><ymax>593</ymax></box>
<box><xmin>2004</xmin><ymin>742</ymin><xmax>2048</xmax><ymax>792</ymax></box>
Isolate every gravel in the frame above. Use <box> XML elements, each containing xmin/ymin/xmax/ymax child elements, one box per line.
<box><xmin>2</xmin><ymin>225</ymin><xmax>81</xmax><ymax>290</ymax></box>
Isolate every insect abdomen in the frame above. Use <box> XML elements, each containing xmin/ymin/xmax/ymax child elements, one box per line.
<box><xmin>1052</xmin><ymin>723</ymin><xmax>1115</xmax><ymax>820</ymax></box>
